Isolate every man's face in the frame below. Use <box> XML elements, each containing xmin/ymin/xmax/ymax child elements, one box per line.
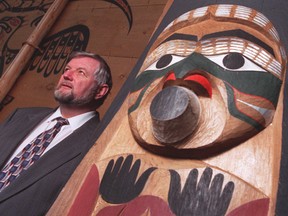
<box><xmin>54</xmin><ymin>56</ymin><xmax>100</xmax><ymax>106</ymax></box>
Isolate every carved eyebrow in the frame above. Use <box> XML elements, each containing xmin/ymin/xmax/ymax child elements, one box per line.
<box><xmin>161</xmin><ymin>30</ymin><xmax>274</xmax><ymax>57</ymax></box>
<box><xmin>161</xmin><ymin>33</ymin><xmax>197</xmax><ymax>44</ymax></box>
<box><xmin>201</xmin><ymin>29</ymin><xmax>274</xmax><ymax>57</ymax></box>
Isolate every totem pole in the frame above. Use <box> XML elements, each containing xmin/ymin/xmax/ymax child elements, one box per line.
<box><xmin>49</xmin><ymin>1</ymin><xmax>288</xmax><ymax>215</ymax></box>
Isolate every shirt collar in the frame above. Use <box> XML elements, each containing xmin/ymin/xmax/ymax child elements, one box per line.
<box><xmin>47</xmin><ymin>108</ymin><xmax>97</xmax><ymax>131</ymax></box>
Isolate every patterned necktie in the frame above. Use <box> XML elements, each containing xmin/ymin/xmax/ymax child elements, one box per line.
<box><xmin>0</xmin><ymin>117</ymin><xmax>69</xmax><ymax>191</ymax></box>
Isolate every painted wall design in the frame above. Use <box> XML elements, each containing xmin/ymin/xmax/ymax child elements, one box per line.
<box><xmin>0</xmin><ymin>0</ymin><xmax>164</xmax><ymax>121</ymax></box>
<box><xmin>0</xmin><ymin>0</ymin><xmax>54</xmax><ymax>109</ymax></box>
<box><xmin>0</xmin><ymin>0</ymin><xmax>54</xmax><ymax>77</ymax></box>
<box><xmin>27</xmin><ymin>24</ymin><xmax>90</xmax><ymax>78</ymax></box>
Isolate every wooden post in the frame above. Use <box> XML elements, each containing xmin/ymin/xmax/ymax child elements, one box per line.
<box><xmin>0</xmin><ymin>0</ymin><xmax>70</xmax><ymax>103</ymax></box>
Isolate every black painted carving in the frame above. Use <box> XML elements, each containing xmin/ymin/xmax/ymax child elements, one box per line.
<box><xmin>0</xmin><ymin>95</ymin><xmax>14</xmax><ymax>111</ymax></box>
<box><xmin>0</xmin><ymin>16</ymin><xmax>24</xmax><ymax>77</ymax></box>
<box><xmin>156</xmin><ymin>54</ymin><xmax>173</xmax><ymax>69</ymax></box>
<box><xmin>99</xmin><ymin>155</ymin><xmax>156</xmax><ymax>204</ymax></box>
<box><xmin>0</xmin><ymin>0</ymin><xmax>53</xmax><ymax>13</ymax></box>
<box><xmin>27</xmin><ymin>25</ymin><xmax>89</xmax><ymax>77</ymax></box>
<box><xmin>0</xmin><ymin>0</ymin><xmax>54</xmax><ymax>77</ymax></box>
<box><xmin>103</xmin><ymin>0</ymin><xmax>133</xmax><ymax>32</ymax></box>
<box><xmin>223</xmin><ymin>53</ymin><xmax>245</xmax><ymax>70</ymax></box>
<box><xmin>168</xmin><ymin>167</ymin><xmax>234</xmax><ymax>216</ymax></box>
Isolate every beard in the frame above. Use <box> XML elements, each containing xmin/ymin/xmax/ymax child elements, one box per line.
<box><xmin>54</xmin><ymin>84</ymin><xmax>99</xmax><ymax>107</ymax></box>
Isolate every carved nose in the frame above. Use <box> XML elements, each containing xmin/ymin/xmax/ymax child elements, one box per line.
<box><xmin>150</xmin><ymin>86</ymin><xmax>200</xmax><ymax>144</ymax></box>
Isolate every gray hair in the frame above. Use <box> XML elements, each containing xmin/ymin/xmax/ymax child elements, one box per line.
<box><xmin>68</xmin><ymin>51</ymin><xmax>112</xmax><ymax>90</ymax></box>
<box><xmin>67</xmin><ymin>51</ymin><xmax>113</xmax><ymax>107</ymax></box>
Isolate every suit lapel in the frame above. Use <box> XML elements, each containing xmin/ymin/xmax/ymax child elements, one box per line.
<box><xmin>0</xmin><ymin>115</ymin><xmax>99</xmax><ymax>202</ymax></box>
<box><xmin>0</xmin><ymin>108</ymin><xmax>54</xmax><ymax>169</ymax></box>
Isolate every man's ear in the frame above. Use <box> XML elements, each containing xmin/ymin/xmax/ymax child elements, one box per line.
<box><xmin>95</xmin><ymin>84</ymin><xmax>109</xmax><ymax>99</ymax></box>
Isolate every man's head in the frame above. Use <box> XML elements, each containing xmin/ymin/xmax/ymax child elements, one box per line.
<box><xmin>54</xmin><ymin>51</ymin><xmax>112</xmax><ymax>110</ymax></box>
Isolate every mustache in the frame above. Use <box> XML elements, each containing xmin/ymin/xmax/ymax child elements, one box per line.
<box><xmin>56</xmin><ymin>81</ymin><xmax>73</xmax><ymax>90</ymax></box>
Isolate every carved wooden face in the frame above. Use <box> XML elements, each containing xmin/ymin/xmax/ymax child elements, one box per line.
<box><xmin>128</xmin><ymin>5</ymin><xmax>286</xmax><ymax>157</ymax></box>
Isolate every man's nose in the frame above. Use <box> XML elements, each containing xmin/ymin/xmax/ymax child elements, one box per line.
<box><xmin>63</xmin><ymin>70</ymin><xmax>74</xmax><ymax>80</ymax></box>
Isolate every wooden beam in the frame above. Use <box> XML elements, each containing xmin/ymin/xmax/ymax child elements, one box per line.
<box><xmin>0</xmin><ymin>0</ymin><xmax>70</xmax><ymax>103</ymax></box>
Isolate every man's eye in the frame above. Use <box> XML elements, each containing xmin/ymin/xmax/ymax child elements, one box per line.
<box><xmin>206</xmin><ymin>52</ymin><xmax>266</xmax><ymax>72</ymax></box>
<box><xmin>78</xmin><ymin>71</ymin><xmax>86</xmax><ymax>76</ymax></box>
<box><xmin>146</xmin><ymin>54</ymin><xmax>185</xmax><ymax>71</ymax></box>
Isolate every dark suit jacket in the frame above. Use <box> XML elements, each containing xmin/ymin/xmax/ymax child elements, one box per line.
<box><xmin>0</xmin><ymin>107</ymin><xmax>100</xmax><ymax>216</ymax></box>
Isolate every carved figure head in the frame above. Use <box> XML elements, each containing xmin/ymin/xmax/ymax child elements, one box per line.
<box><xmin>128</xmin><ymin>4</ymin><xmax>287</xmax><ymax>158</ymax></box>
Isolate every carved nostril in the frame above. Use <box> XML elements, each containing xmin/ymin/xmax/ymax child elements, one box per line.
<box><xmin>150</xmin><ymin>86</ymin><xmax>200</xmax><ymax>144</ymax></box>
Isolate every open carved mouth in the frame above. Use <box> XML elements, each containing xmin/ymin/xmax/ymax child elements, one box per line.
<box><xmin>163</xmin><ymin>72</ymin><xmax>212</xmax><ymax>98</ymax></box>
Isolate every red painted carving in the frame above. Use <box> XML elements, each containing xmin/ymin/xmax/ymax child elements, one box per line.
<box><xmin>227</xmin><ymin>198</ymin><xmax>269</xmax><ymax>216</ymax></box>
<box><xmin>68</xmin><ymin>164</ymin><xmax>100</xmax><ymax>216</ymax></box>
<box><xmin>96</xmin><ymin>195</ymin><xmax>174</xmax><ymax>216</ymax></box>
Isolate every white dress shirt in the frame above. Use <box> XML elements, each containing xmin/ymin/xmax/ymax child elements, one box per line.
<box><xmin>7</xmin><ymin>108</ymin><xmax>96</xmax><ymax>163</ymax></box>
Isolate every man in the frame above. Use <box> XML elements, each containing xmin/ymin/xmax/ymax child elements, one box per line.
<box><xmin>0</xmin><ymin>51</ymin><xmax>112</xmax><ymax>215</ymax></box>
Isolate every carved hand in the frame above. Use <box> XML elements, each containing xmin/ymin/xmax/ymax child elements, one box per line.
<box><xmin>99</xmin><ymin>154</ymin><xmax>156</xmax><ymax>204</ymax></box>
<box><xmin>168</xmin><ymin>167</ymin><xmax>234</xmax><ymax>216</ymax></box>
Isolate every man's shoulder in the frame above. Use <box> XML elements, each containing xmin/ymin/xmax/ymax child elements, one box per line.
<box><xmin>16</xmin><ymin>107</ymin><xmax>54</xmax><ymax>113</ymax></box>
<box><xmin>4</xmin><ymin>107</ymin><xmax>54</xmax><ymax>122</ymax></box>
<box><xmin>12</xmin><ymin>107</ymin><xmax>54</xmax><ymax>116</ymax></box>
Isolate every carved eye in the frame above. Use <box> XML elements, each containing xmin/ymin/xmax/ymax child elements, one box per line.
<box><xmin>146</xmin><ymin>54</ymin><xmax>185</xmax><ymax>71</ymax></box>
<box><xmin>206</xmin><ymin>53</ymin><xmax>266</xmax><ymax>72</ymax></box>
<box><xmin>223</xmin><ymin>53</ymin><xmax>245</xmax><ymax>69</ymax></box>
<box><xmin>156</xmin><ymin>54</ymin><xmax>173</xmax><ymax>69</ymax></box>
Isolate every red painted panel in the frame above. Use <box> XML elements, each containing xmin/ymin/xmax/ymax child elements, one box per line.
<box><xmin>227</xmin><ymin>198</ymin><xmax>269</xmax><ymax>216</ymax></box>
<box><xmin>97</xmin><ymin>195</ymin><xmax>174</xmax><ymax>216</ymax></box>
<box><xmin>68</xmin><ymin>164</ymin><xmax>100</xmax><ymax>216</ymax></box>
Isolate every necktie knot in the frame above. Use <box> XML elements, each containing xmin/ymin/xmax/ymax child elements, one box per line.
<box><xmin>53</xmin><ymin>117</ymin><xmax>69</xmax><ymax>129</ymax></box>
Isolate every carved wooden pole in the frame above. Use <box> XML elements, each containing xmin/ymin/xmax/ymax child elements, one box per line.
<box><xmin>0</xmin><ymin>0</ymin><xmax>69</xmax><ymax>103</ymax></box>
